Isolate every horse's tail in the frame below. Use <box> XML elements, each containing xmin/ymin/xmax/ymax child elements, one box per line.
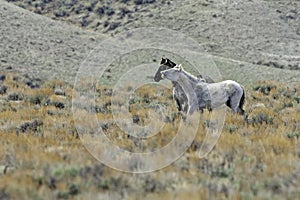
<box><xmin>239</xmin><ymin>86</ymin><xmax>246</xmax><ymax>114</ymax></box>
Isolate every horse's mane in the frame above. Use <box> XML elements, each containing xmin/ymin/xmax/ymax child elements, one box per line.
<box><xmin>178</xmin><ymin>65</ymin><xmax>199</xmax><ymax>84</ymax></box>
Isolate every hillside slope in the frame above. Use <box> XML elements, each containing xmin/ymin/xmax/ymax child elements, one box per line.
<box><xmin>5</xmin><ymin>0</ymin><xmax>300</xmax><ymax>69</ymax></box>
<box><xmin>0</xmin><ymin>0</ymin><xmax>105</xmax><ymax>83</ymax></box>
<box><xmin>1</xmin><ymin>0</ymin><xmax>300</xmax><ymax>86</ymax></box>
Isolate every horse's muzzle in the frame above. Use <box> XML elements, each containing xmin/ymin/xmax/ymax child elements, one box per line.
<box><xmin>154</xmin><ymin>76</ymin><xmax>160</xmax><ymax>82</ymax></box>
<box><xmin>160</xmin><ymin>71</ymin><xmax>165</xmax><ymax>79</ymax></box>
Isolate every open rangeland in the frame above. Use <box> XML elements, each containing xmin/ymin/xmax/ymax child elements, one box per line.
<box><xmin>0</xmin><ymin>71</ymin><xmax>299</xmax><ymax>199</ymax></box>
<box><xmin>1</xmin><ymin>0</ymin><xmax>300</xmax><ymax>199</ymax></box>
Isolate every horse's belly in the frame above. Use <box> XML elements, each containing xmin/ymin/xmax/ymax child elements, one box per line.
<box><xmin>209</xmin><ymin>89</ymin><xmax>227</xmax><ymax>108</ymax></box>
<box><xmin>211</xmin><ymin>100</ymin><xmax>225</xmax><ymax>108</ymax></box>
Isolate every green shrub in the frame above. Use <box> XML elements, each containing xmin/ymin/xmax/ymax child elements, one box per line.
<box><xmin>287</xmin><ymin>132</ymin><xmax>300</xmax><ymax>139</ymax></box>
<box><xmin>7</xmin><ymin>92</ymin><xmax>24</xmax><ymax>101</ymax></box>
<box><xmin>253</xmin><ymin>83</ymin><xmax>276</xmax><ymax>95</ymax></box>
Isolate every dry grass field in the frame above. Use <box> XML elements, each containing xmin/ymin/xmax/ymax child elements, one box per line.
<box><xmin>0</xmin><ymin>71</ymin><xmax>299</xmax><ymax>199</ymax></box>
<box><xmin>1</xmin><ymin>0</ymin><xmax>300</xmax><ymax>199</ymax></box>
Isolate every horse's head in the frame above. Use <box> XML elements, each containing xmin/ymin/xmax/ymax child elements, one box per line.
<box><xmin>161</xmin><ymin>64</ymin><xmax>183</xmax><ymax>81</ymax></box>
<box><xmin>161</xmin><ymin>57</ymin><xmax>176</xmax><ymax>67</ymax></box>
<box><xmin>154</xmin><ymin>58</ymin><xmax>177</xmax><ymax>82</ymax></box>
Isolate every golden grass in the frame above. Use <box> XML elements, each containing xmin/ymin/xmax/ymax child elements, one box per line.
<box><xmin>0</xmin><ymin>72</ymin><xmax>299</xmax><ymax>199</ymax></box>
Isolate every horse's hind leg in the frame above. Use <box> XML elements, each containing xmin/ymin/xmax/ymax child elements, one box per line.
<box><xmin>229</xmin><ymin>95</ymin><xmax>240</xmax><ymax>113</ymax></box>
<box><xmin>237</xmin><ymin>107</ymin><xmax>245</xmax><ymax>115</ymax></box>
<box><xmin>230</xmin><ymin>94</ymin><xmax>245</xmax><ymax>115</ymax></box>
<box><xmin>226</xmin><ymin>98</ymin><xmax>231</xmax><ymax>109</ymax></box>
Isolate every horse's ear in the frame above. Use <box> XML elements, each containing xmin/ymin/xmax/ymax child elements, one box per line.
<box><xmin>178</xmin><ymin>64</ymin><xmax>183</xmax><ymax>71</ymax></box>
<box><xmin>166</xmin><ymin>58</ymin><xmax>171</xmax><ymax>65</ymax></box>
<box><xmin>167</xmin><ymin>58</ymin><xmax>176</xmax><ymax>67</ymax></box>
<box><xmin>160</xmin><ymin>57</ymin><xmax>167</xmax><ymax>64</ymax></box>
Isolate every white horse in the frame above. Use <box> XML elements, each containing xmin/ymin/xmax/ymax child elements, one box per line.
<box><xmin>161</xmin><ymin>64</ymin><xmax>245</xmax><ymax>116</ymax></box>
<box><xmin>154</xmin><ymin>58</ymin><xmax>214</xmax><ymax>114</ymax></box>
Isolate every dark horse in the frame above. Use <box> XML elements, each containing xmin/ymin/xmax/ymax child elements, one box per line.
<box><xmin>154</xmin><ymin>58</ymin><xmax>214</xmax><ymax>114</ymax></box>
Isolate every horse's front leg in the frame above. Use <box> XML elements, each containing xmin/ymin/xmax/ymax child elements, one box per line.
<box><xmin>188</xmin><ymin>103</ymin><xmax>197</xmax><ymax>116</ymax></box>
<box><xmin>178</xmin><ymin>111</ymin><xmax>187</xmax><ymax>122</ymax></box>
<box><xmin>182</xmin><ymin>102</ymin><xmax>189</xmax><ymax>114</ymax></box>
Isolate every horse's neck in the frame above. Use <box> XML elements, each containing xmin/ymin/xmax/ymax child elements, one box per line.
<box><xmin>180</xmin><ymin>72</ymin><xmax>208</xmax><ymax>89</ymax></box>
<box><xmin>172</xmin><ymin>81</ymin><xmax>184</xmax><ymax>94</ymax></box>
<box><xmin>182</xmin><ymin>70</ymin><xmax>199</xmax><ymax>84</ymax></box>
<box><xmin>177</xmin><ymin>76</ymin><xmax>197</xmax><ymax>104</ymax></box>
<box><xmin>171</xmin><ymin>81</ymin><xmax>179</xmax><ymax>87</ymax></box>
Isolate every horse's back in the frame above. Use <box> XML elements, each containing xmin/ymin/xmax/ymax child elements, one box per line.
<box><xmin>204</xmin><ymin>80</ymin><xmax>233</xmax><ymax>90</ymax></box>
<box><xmin>213</xmin><ymin>80</ymin><xmax>242</xmax><ymax>90</ymax></box>
<box><xmin>225</xmin><ymin>80</ymin><xmax>243</xmax><ymax>91</ymax></box>
<box><xmin>205</xmin><ymin>80</ymin><xmax>244</xmax><ymax>99</ymax></box>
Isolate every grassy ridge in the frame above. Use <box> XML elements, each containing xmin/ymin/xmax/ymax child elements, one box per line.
<box><xmin>0</xmin><ymin>71</ymin><xmax>299</xmax><ymax>199</ymax></box>
<box><xmin>5</xmin><ymin>0</ymin><xmax>159</xmax><ymax>32</ymax></box>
